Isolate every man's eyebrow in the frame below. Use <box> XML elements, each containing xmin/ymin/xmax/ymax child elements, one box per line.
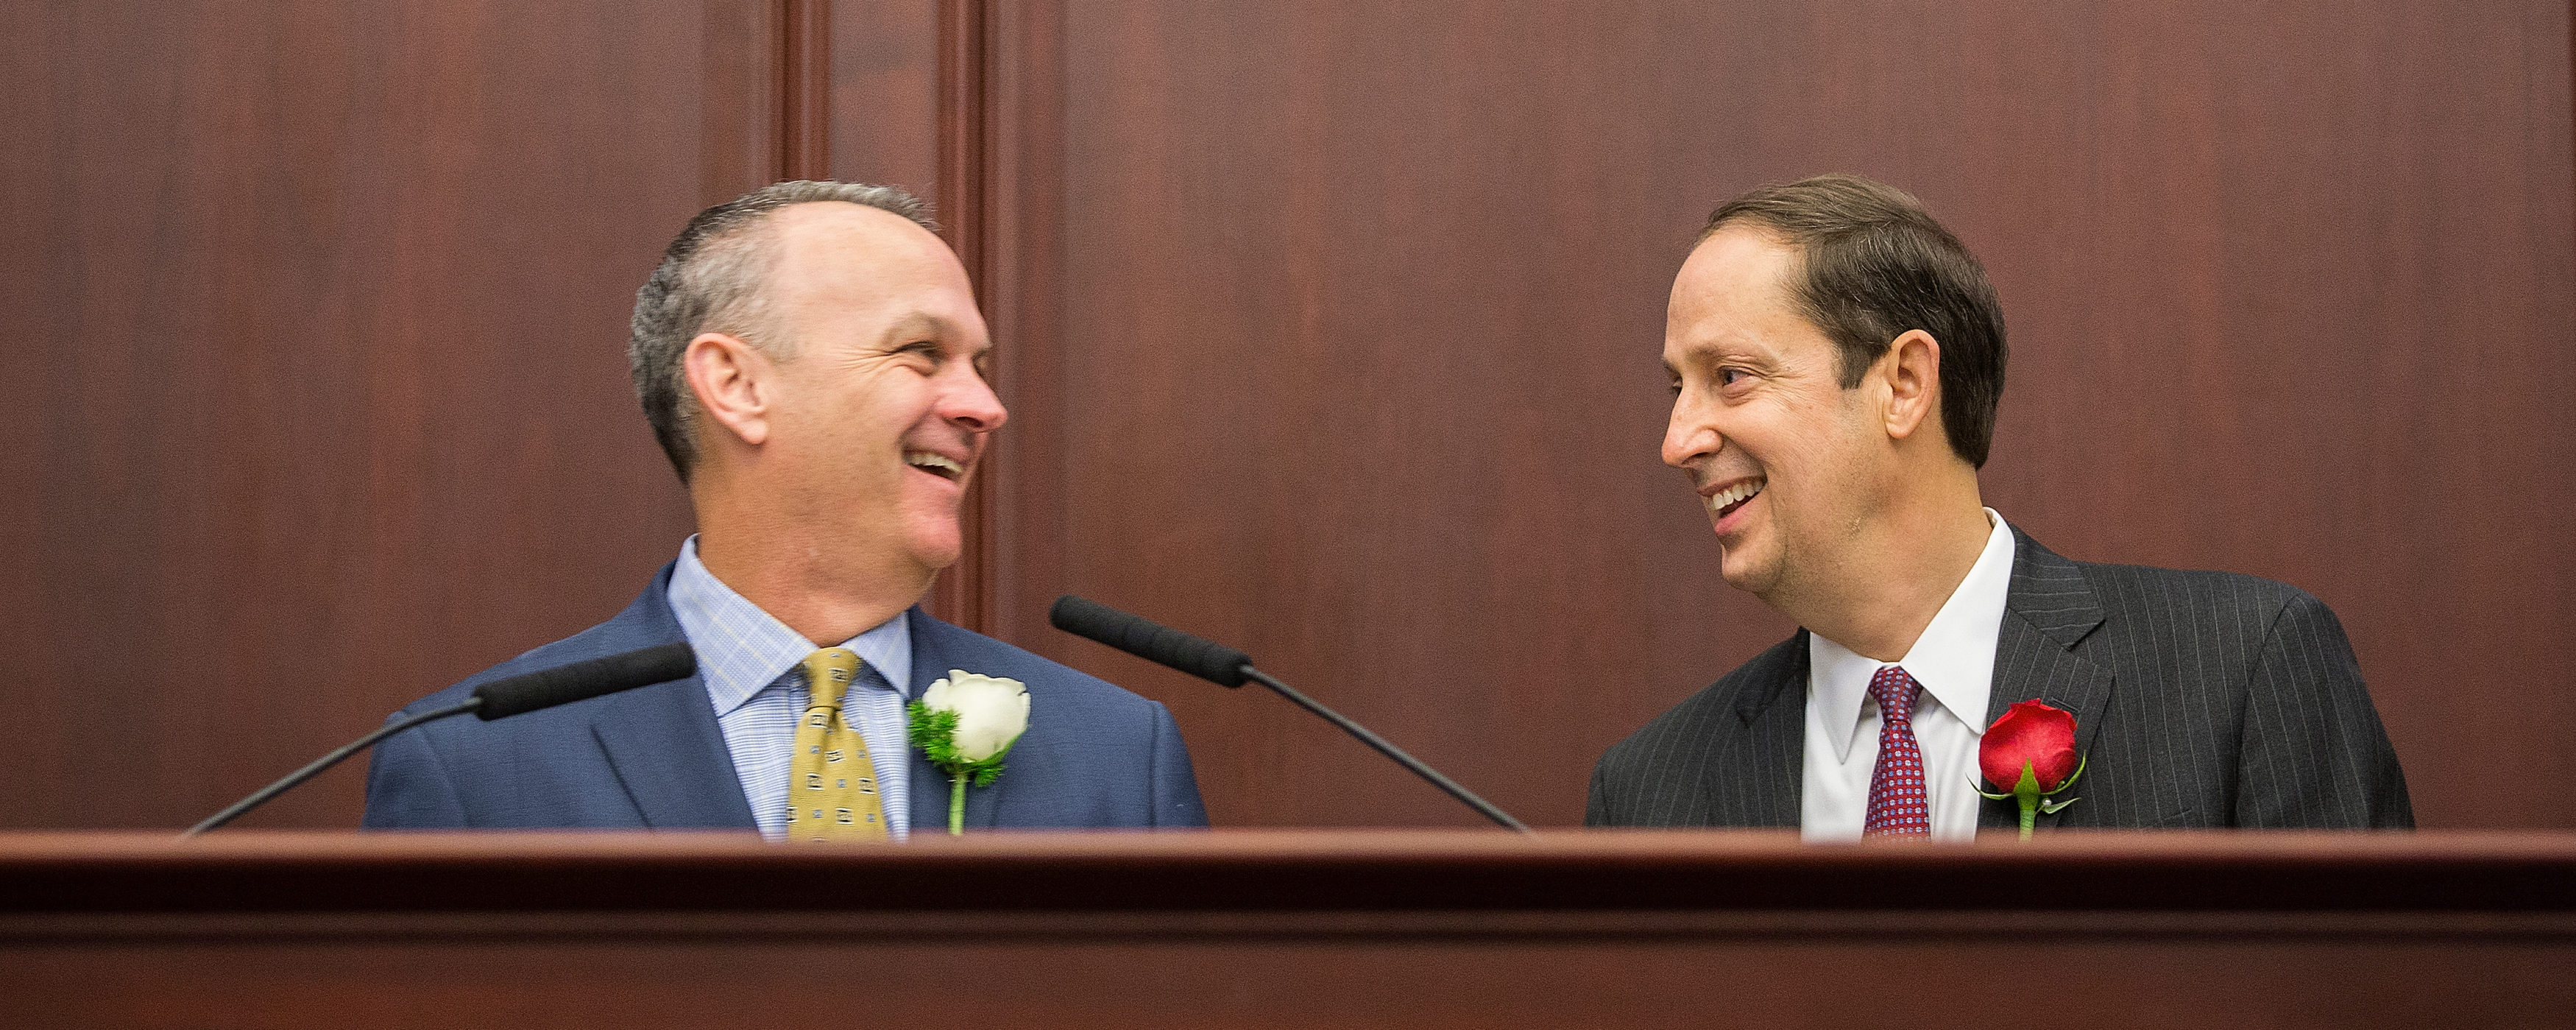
<box><xmin>1678</xmin><ymin>339</ymin><xmax>1772</xmax><ymax>368</ymax></box>
<box><xmin>880</xmin><ymin>311</ymin><xmax>948</xmax><ymax>345</ymax></box>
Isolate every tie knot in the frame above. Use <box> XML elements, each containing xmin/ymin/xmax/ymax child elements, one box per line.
<box><xmin>801</xmin><ymin>647</ymin><xmax>864</xmax><ymax>710</ymax></box>
<box><xmin>1869</xmin><ymin>666</ymin><xmax>1919</xmax><ymax>726</ymax></box>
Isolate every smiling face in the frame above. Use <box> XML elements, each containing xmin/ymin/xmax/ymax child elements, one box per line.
<box><xmin>753</xmin><ymin>202</ymin><xmax>1005</xmax><ymax>578</ymax></box>
<box><xmin>1662</xmin><ymin>225</ymin><xmax>1894</xmax><ymax>601</ymax></box>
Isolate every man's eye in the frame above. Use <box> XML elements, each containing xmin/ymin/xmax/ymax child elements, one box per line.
<box><xmin>1718</xmin><ymin>368</ymin><xmax>1743</xmax><ymax>385</ymax></box>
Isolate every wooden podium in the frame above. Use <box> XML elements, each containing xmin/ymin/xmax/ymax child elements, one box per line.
<box><xmin>4</xmin><ymin>830</ymin><xmax>2570</xmax><ymax>1028</ymax></box>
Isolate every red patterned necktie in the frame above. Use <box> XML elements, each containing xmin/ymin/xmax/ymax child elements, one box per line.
<box><xmin>1864</xmin><ymin>666</ymin><xmax>1932</xmax><ymax>836</ymax></box>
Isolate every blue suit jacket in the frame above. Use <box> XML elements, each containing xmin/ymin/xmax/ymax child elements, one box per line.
<box><xmin>363</xmin><ymin>564</ymin><xmax>1209</xmax><ymax>830</ymax></box>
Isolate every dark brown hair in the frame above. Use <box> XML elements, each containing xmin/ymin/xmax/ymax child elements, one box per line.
<box><xmin>1703</xmin><ymin>174</ymin><xmax>2006</xmax><ymax>467</ymax></box>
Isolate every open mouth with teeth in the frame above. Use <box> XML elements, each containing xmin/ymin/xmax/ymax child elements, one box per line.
<box><xmin>904</xmin><ymin>451</ymin><xmax>966</xmax><ymax>482</ymax></box>
<box><xmin>1707</xmin><ymin>477</ymin><xmax>1764</xmax><ymax>520</ymax></box>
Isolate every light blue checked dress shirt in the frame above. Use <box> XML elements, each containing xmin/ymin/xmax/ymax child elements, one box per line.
<box><xmin>665</xmin><ymin>536</ymin><xmax>913</xmax><ymax>841</ymax></box>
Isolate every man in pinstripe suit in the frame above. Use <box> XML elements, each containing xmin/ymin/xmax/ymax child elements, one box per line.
<box><xmin>1589</xmin><ymin>175</ymin><xmax>2410</xmax><ymax>836</ymax></box>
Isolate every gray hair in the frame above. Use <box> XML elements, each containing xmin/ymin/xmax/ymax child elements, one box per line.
<box><xmin>629</xmin><ymin>180</ymin><xmax>936</xmax><ymax>482</ymax></box>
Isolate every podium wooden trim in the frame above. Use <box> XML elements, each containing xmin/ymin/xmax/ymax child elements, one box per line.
<box><xmin>5</xmin><ymin>830</ymin><xmax>2571</xmax><ymax>1027</ymax></box>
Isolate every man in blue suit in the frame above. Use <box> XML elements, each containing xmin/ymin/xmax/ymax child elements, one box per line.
<box><xmin>365</xmin><ymin>182</ymin><xmax>1209</xmax><ymax>835</ymax></box>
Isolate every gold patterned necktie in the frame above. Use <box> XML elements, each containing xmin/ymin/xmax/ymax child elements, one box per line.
<box><xmin>787</xmin><ymin>647</ymin><xmax>890</xmax><ymax>842</ymax></box>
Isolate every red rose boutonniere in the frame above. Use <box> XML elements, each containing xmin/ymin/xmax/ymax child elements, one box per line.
<box><xmin>1973</xmin><ymin>700</ymin><xmax>2084</xmax><ymax>840</ymax></box>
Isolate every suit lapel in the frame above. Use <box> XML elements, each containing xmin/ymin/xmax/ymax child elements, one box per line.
<box><xmin>905</xmin><ymin>608</ymin><xmax>1005</xmax><ymax>833</ymax></box>
<box><xmin>587</xmin><ymin>570</ymin><xmax>760</xmax><ymax>829</ymax></box>
<box><xmin>1978</xmin><ymin>530</ymin><xmax>2114</xmax><ymax>831</ymax></box>
<box><xmin>591</xmin><ymin>674</ymin><xmax>760</xmax><ymax>828</ymax></box>
<box><xmin>1718</xmin><ymin>632</ymin><xmax>1807</xmax><ymax>828</ymax></box>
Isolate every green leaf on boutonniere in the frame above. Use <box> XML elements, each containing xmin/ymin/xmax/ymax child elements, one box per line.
<box><xmin>907</xmin><ymin>701</ymin><xmax>1007</xmax><ymax>787</ymax></box>
<box><xmin>907</xmin><ymin>702</ymin><xmax>960</xmax><ymax>763</ymax></box>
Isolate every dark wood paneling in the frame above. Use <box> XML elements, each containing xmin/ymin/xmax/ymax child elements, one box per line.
<box><xmin>10</xmin><ymin>830</ymin><xmax>2576</xmax><ymax>914</ymax></box>
<box><xmin>831</xmin><ymin>0</ymin><xmax>997</xmax><ymax>629</ymax></box>
<box><xmin>5</xmin><ymin>832</ymin><xmax>2575</xmax><ymax>1028</ymax></box>
<box><xmin>7</xmin><ymin>1</ymin><xmax>2567</xmax><ymax>835</ymax></box>
<box><xmin>830</xmin><ymin>0</ymin><xmax>943</xmax><ymax>211</ymax></box>
<box><xmin>0</xmin><ymin>1</ymin><xmax>805</xmax><ymax>828</ymax></box>
<box><xmin>782</xmin><ymin>0</ymin><xmax>832</xmax><ymax>180</ymax></box>
<box><xmin>23</xmin><ymin>936</ymin><xmax>2576</xmax><ymax>1030</ymax></box>
<box><xmin>981</xmin><ymin>2</ymin><xmax>2575</xmax><ymax>828</ymax></box>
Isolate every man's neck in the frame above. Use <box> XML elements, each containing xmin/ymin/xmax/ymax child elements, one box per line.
<box><xmin>687</xmin><ymin>475</ymin><xmax>933</xmax><ymax>646</ymax></box>
<box><xmin>1775</xmin><ymin>493</ymin><xmax>1993</xmax><ymax>663</ymax></box>
<box><xmin>693</xmin><ymin>530</ymin><xmax>927</xmax><ymax>646</ymax></box>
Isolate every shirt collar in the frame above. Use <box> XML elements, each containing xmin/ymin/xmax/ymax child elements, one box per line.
<box><xmin>665</xmin><ymin>535</ymin><xmax>915</xmax><ymax>717</ymax></box>
<box><xmin>1807</xmin><ymin>508</ymin><xmax>2017</xmax><ymax>761</ymax></box>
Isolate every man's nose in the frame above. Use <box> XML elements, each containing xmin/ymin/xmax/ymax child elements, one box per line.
<box><xmin>941</xmin><ymin>364</ymin><xmax>1008</xmax><ymax>433</ymax></box>
<box><xmin>1663</xmin><ymin>409</ymin><xmax>1720</xmax><ymax>470</ymax></box>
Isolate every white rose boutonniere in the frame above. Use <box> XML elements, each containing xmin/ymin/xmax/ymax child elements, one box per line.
<box><xmin>907</xmin><ymin>670</ymin><xmax>1030</xmax><ymax>835</ymax></box>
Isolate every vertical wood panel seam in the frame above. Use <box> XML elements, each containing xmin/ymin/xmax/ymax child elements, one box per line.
<box><xmin>980</xmin><ymin>0</ymin><xmax>1067</xmax><ymax>649</ymax></box>
<box><xmin>780</xmin><ymin>0</ymin><xmax>831</xmax><ymax>180</ymax></box>
<box><xmin>935</xmin><ymin>0</ymin><xmax>994</xmax><ymax>632</ymax></box>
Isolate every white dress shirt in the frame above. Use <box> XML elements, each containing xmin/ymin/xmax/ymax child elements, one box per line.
<box><xmin>665</xmin><ymin>536</ymin><xmax>916</xmax><ymax>840</ymax></box>
<box><xmin>1801</xmin><ymin>509</ymin><xmax>2016</xmax><ymax>842</ymax></box>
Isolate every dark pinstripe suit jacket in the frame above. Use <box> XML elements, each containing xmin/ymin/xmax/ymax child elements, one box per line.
<box><xmin>1588</xmin><ymin>529</ymin><xmax>2413</xmax><ymax>830</ymax></box>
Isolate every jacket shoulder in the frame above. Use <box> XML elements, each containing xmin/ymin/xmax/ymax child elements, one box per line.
<box><xmin>365</xmin><ymin>573</ymin><xmax>693</xmax><ymax>830</ymax></box>
<box><xmin>1598</xmin><ymin>632</ymin><xmax>1802</xmax><ymax>781</ymax></box>
<box><xmin>398</xmin><ymin>599</ymin><xmax>679</xmax><ymax>716</ymax></box>
<box><xmin>2067</xmin><ymin>558</ymin><xmax>2321</xmax><ymax>638</ymax></box>
<box><xmin>910</xmin><ymin>613</ymin><xmax>1165</xmax><ymax>719</ymax></box>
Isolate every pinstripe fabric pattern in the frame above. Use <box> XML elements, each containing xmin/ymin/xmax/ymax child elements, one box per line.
<box><xmin>1589</xmin><ymin>528</ymin><xmax>2413</xmax><ymax>830</ymax></box>
<box><xmin>666</xmin><ymin>539</ymin><xmax>913</xmax><ymax>841</ymax></box>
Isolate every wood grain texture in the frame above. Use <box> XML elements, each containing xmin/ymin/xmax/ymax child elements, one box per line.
<box><xmin>4</xmin><ymin>0</ymin><xmax>2569</xmax><ymax>837</ymax></box>
<box><xmin>829</xmin><ymin>0</ymin><xmax>942</xmax><ymax>211</ymax></box>
<box><xmin>4</xmin><ymin>831</ymin><xmax>2574</xmax><ymax>1028</ymax></box>
<box><xmin>18</xmin><ymin>936</ymin><xmax>2574</xmax><ymax>1030</ymax></box>
<box><xmin>0</xmin><ymin>1</ymin><xmax>797</xmax><ymax>828</ymax></box>
<box><xmin>829</xmin><ymin>0</ymin><xmax>996</xmax><ymax>629</ymax></box>
<box><xmin>976</xmin><ymin>1</ymin><xmax>2575</xmax><ymax>828</ymax></box>
<box><xmin>782</xmin><ymin>0</ymin><xmax>833</xmax><ymax>180</ymax></box>
<box><xmin>8</xmin><ymin>830</ymin><xmax>2575</xmax><ymax>914</ymax></box>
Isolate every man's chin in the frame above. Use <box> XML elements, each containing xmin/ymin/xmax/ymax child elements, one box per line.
<box><xmin>1716</xmin><ymin>544</ymin><xmax>1777</xmax><ymax>595</ymax></box>
<box><xmin>901</xmin><ymin>519</ymin><xmax>964</xmax><ymax>575</ymax></box>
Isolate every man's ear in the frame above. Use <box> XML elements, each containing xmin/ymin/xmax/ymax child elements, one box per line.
<box><xmin>682</xmin><ymin>331</ymin><xmax>776</xmax><ymax>448</ymax></box>
<box><xmin>1880</xmin><ymin>329</ymin><xmax>1942</xmax><ymax>443</ymax></box>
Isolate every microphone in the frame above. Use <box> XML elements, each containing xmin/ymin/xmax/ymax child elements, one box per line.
<box><xmin>183</xmin><ymin>643</ymin><xmax>697</xmax><ymax>836</ymax></box>
<box><xmin>1048</xmin><ymin>596</ymin><xmax>1530</xmax><ymax>832</ymax></box>
<box><xmin>1047</xmin><ymin>595</ymin><xmax>1252</xmax><ymax>686</ymax></box>
<box><xmin>470</xmin><ymin>643</ymin><xmax>698</xmax><ymax>719</ymax></box>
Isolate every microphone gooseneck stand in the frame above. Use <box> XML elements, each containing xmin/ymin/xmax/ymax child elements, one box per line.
<box><xmin>184</xmin><ymin>698</ymin><xmax>482</xmax><ymax>837</ymax></box>
<box><xmin>1235</xmin><ymin>665</ymin><xmax>1529</xmax><ymax>832</ymax></box>
<box><xmin>182</xmin><ymin>643</ymin><xmax>698</xmax><ymax>837</ymax></box>
<box><xmin>1048</xmin><ymin>594</ymin><xmax>1531</xmax><ymax>833</ymax></box>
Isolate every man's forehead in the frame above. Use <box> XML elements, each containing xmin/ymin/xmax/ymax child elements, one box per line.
<box><xmin>1675</xmin><ymin>225</ymin><xmax>1797</xmax><ymax>310</ymax></box>
<box><xmin>1665</xmin><ymin>226</ymin><xmax>1819</xmax><ymax>365</ymax></box>
<box><xmin>766</xmin><ymin>202</ymin><xmax>978</xmax><ymax>324</ymax></box>
<box><xmin>773</xmin><ymin>202</ymin><xmax>949</xmax><ymax>269</ymax></box>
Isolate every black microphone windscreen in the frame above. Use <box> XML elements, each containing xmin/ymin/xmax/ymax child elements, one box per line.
<box><xmin>471</xmin><ymin>643</ymin><xmax>698</xmax><ymax>719</ymax></box>
<box><xmin>1049</xmin><ymin>595</ymin><xmax>1251</xmax><ymax>687</ymax></box>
